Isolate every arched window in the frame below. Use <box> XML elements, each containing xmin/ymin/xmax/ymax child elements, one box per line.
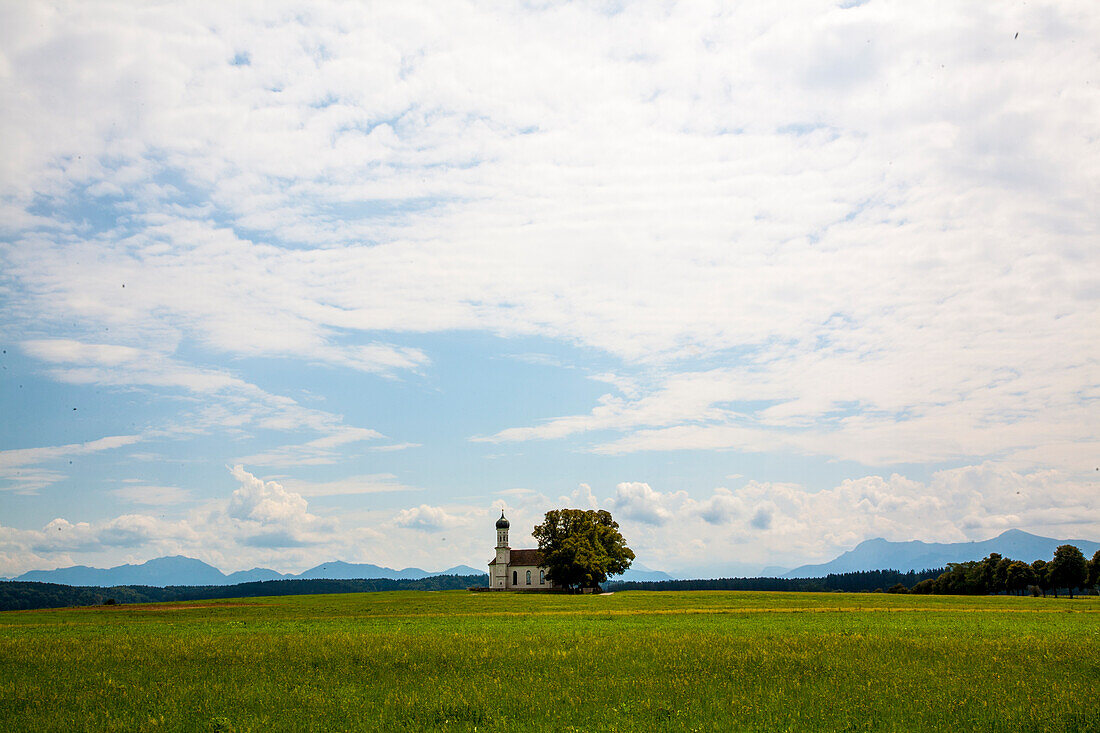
<box><xmin>512</xmin><ymin>570</ymin><xmax>517</xmax><ymax>586</ymax></box>
<box><xmin>540</xmin><ymin>570</ymin><xmax>545</xmax><ymax>585</ymax></box>
<box><xmin>526</xmin><ymin>570</ymin><xmax>531</xmax><ymax>585</ymax></box>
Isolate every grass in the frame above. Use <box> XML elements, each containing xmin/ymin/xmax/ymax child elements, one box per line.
<box><xmin>1</xmin><ymin>590</ymin><xmax>1098</xmax><ymax>731</ymax></box>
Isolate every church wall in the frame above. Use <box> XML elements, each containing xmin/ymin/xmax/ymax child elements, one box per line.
<box><xmin>490</xmin><ymin>565</ymin><xmax>507</xmax><ymax>588</ymax></box>
<box><xmin>507</xmin><ymin>564</ymin><xmax>546</xmax><ymax>589</ymax></box>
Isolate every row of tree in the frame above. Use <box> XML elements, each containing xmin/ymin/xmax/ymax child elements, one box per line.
<box><xmin>908</xmin><ymin>545</ymin><xmax>1100</xmax><ymax>597</ymax></box>
<box><xmin>606</xmin><ymin>568</ymin><xmax>944</xmax><ymax>594</ymax></box>
<box><xmin>607</xmin><ymin>546</ymin><xmax>1100</xmax><ymax>598</ymax></box>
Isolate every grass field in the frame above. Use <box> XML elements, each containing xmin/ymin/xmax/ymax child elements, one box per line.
<box><xmin>1</xmin><ymin>590</ymin><xmax>1098</xmax><ymax>732</ymax></box>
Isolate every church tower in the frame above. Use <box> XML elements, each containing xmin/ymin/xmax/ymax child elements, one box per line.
<box><xmin>495</xmin><ymin>510</ymin><xmax>511</xmax><ymax>566</ymax></box>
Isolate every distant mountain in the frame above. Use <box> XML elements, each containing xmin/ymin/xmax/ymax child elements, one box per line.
<box><xmin>297</xmin><ymin>561</ymin><xmax>417</xmax><ymax>581</ymax></box>
<box><xmin>442</xmin><ymin>565</ymin><xmax>485</xmax><ymax>576</ymax></box>
<box><xmin>785</xmin><ymin>529</ymin><xmax>1100</xmax><ymax>578</ymax></box>
<box><xmin>15</xmin><ymin>556</ymin><xmax>228</xmax><ymax>587</ymax></box>
<box><xmin>614</xmin><ymin>562</ymin><xmax>675</xmax><ymax>582</ymax></box>
<box><xmin>617</xmin><ymin>568</ymin><xmax>674</xmax><ymax>582</ymax></box>
<box><xmin>9</xmin><ymin>556</ymin><xmax>488</xmax><ymax>588</ymax></box>
<box><xmin>224</xmin><ymin>567</ymin><xmax>287</xmax><ymax>583</ymax></box>
<box><xmin>759</xmin><ymin>566</ymin><xmax>791</xmax><ymax>577</ymax></box>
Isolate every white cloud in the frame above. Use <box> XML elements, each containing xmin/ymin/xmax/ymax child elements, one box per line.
<box><xmin>369</xmin><ymin>442</ymin><xmax>421</xmax><ymax>453</ymax></box>
<box><xmin>611</xmin><ymin>482</ymin><xmax>687</xmax><ymax>526</ymax></box>
<box><xmin>0</xmin><ymin>435</ymin><xmax>143</xmax><ymax>470</ymax></box>
<box><xmin>594</xmin><ymin>464</ymin><xmax>1100</xmax><ymax>573</ymax></box>
<box><xmin>0</xmin><ymin>2</ymin><xmax>1098</xmax><ymax>576</ymax></box>
<box><xmin>0</xmin><ymin>435</ymin><xmax>143</xmax><ymax>493</ymax></box>
<box><xmin>22</xmin><ymin>339</ymin><xmax>142</xmax><ymax>366</ymax></box>
<box><xmin>560</xmin><ymin>483</ymin><xmax>599</xmax><ymax>510</ymax></box>
<box><xmin>3</xmin><ymin>3</ymin><xmax>1095</xmax><ymax>397</ymax></box>
<box><xmin>393</xmin><ymin>504</ymin><xmax>458</xmax><ymax>532</ymax></box>
<box><xmin>19</xmin><ymin>338</ymin><xmax>390</xmax><ymax>469</ymax></box>
<box><xmin>227</xmin><ymin>464</ymin><xmax>311</xmax><ymax>524</ymax></box>
<box><xmin>236</xmin><ymin>427</ymin><xmax>385</xmax><ymax>467</ymax></box>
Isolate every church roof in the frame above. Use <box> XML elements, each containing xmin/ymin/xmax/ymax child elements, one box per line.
<box><xmin>488</xmin><ymin>548</ymin><xmax>544</xmax><ymax>566</ymax></box>
<box><xmin>507</xmin><ymin>549</ymin><xmax>543</xmax><ymax>566</ymax></box>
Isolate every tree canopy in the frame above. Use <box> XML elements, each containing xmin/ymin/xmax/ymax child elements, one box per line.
<box><xmin>1048</xmin><ymin>544</ymin><xmax>1088</xmax><ymax>599</ymax></box>
<box><xmin>1088</xmin><ymin>550</ymin><xmax>1100</xmax><ymax>591</ymax></box>
<box><xmin>532</xmin><ymin>509</ymin><xmax>634</xmax><ymax>590</ymax></box>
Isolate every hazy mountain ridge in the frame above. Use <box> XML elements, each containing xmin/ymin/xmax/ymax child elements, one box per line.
<box><xmin>7</xmin><ymin>556</ymin><xmax>673</xmax><ymax>587</ymax></box>
<box><xmin>8</xmin><ymin>556</ymin><xmax>487</xmax><ymax>588</ymax></box>
<box><xmin>784</xmin><ymin>529</ymin><xmax>1100</xmax><ymax>578</ymax></box>
<box><xmin>20</xmin><ymin>530</ymin><xmax>1092</xmax><ymax>587</ymax></box>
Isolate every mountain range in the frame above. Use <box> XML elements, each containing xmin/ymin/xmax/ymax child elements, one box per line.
<box><xmin>784</xmin><ymin>529</ymin><xmax>1100</xmax><ymax>578</ymax></box>
<box><xmin>6</xmin><ymin>556</ymin><xmax>487</xmax><ymax>588</ymax></box>
<box><xmin>8</xmin><ymin>529</ymin><xmax>1091</xmax><ymax>587</ymax></box>
<box><xmin>4</xmin><ymin>556</ymin><xmax>674</xmax><ymax>588</ymax></box>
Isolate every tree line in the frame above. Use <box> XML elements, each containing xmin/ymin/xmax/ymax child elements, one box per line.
<box><xmin>608</xmin><ymin>545</ymin><xmax>1100</xmax><ymax>597</ymax></box>
<box><xmin>606</xmin><ymin>568</ymin><xmax>943</xmax><ymax>593</ymax></box>
<box><xmin>0</xmin><ymin>574</ymin><xmax>486</xmax><ymax>612</ymax></box>
<box><xmin>908</xmin><ymin>544</ymin><xmax>1099</xmax><ymax>598</ymax></box>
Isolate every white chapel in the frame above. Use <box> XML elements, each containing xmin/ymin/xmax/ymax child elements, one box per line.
<box><xmin>487</xmin><ymin>510</ymin><xmax>556</xmax><ymax>590</ymax></box>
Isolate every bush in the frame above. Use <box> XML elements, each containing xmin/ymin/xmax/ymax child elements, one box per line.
<box><xmin>910</xmin><ymin>579</ymin><xmax>935</xmax><ymax>594</ymax></box>
<box><xmin>886</xmin><ymin>583</ymin><xmax>909</xmax><ymax>594</ymax></box>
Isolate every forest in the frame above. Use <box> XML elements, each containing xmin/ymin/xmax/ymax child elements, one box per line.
<box><xmin>0</xmin><ymin>574</ymin><xmax>486</xmax><ymax>612</ymax></box>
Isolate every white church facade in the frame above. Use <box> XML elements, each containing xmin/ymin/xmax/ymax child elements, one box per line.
<box><xmin>488</xmin><ymin>511</ymin><xmax>556</xmax><ymax>590</ymax></box>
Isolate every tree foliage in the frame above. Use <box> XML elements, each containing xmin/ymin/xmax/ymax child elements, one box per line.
<box><xmin>1086</xmin><ymin>549</ymin><xmax>1100</xmax><ymax>591</ymax></box>
<box><xmin>532</xmin><ymin>509</ymin><xmax>634</xmax><ymax>590</ymax></box>
<box><xmin>1004</xmin><ymin>560</ymin><xmax>1033</xmax><ymax>596</ymax></box>
<box><xmin>1048</xmin><ymin>544</ymin><xmax>1088</xmax><ymax>599</ymax></box>
<box><xmin>609</xmin><ymin>568</ymin><xmax>943</xmax><ymax>594</ymax></box>
<box><xmin>915</xmin><ymin>546</ymin><xmax>1095</xmax><ymax>598</ymax></box>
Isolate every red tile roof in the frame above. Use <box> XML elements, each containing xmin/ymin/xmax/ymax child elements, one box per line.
<box><xmin>488</xmin><ymin>548</ymin><xmax>544</xmax><ymax>566</ymax></box>
<box><xmin>508</xmin><ymin>549</ymin><xmax>543</xmax><ymax>566</ymax></box>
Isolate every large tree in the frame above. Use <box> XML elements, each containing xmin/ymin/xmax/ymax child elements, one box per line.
<box><xmin>532</xmin><ymin>509</ymin><xmax>635</xmax><ymax>590</ymax></box>
<box><xmin>1048</xmin><ymin>544</ymin><xmax>1088</xmax><ymax>599</ymax></box>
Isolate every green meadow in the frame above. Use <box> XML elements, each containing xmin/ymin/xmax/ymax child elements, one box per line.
<box><xmin>1</xmin><ymin>590</ymin><xmax>1097</xmax><ymax>732</ymax></box>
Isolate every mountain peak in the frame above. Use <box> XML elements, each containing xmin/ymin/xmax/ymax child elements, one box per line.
<box><xmin>786</xmin><ymin>529</ymin><xmax>1100</xmax><ymax>578</ymax></box>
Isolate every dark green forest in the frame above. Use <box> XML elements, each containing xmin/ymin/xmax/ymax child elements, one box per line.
<box><xmin>0</xmin><ymin>574</ymin><xmax>486</xmax><ymax>612</ymax></box>
<box><xmin>605</xmin><ymin>568</ymin><xmax>942</xmax><ymax>593</ymax></box>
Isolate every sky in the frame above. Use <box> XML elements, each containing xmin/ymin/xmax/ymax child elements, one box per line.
<box><xmin>1</xmin><ymin>1</ymin><xmax>1098</xmax><ymax>579</ymax></box>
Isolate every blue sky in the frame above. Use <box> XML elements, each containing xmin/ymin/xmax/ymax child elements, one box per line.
<box><xmin>1</xmin><ymin>1</ymin><xmax>1097</xmax><ymax>578</ymax></box>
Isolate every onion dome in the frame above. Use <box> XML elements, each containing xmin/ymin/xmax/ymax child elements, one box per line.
<box><xmin>496</xmin><ymin>510</ymin><xmax>510</xmax><ymax>529</ymax></box>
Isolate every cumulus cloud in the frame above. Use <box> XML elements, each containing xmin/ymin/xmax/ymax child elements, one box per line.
<box><xmin>595</xmin><ymin>464</ymin><xmax>1100</xmax><ymax>573</ymax></box>
<box><xmin>227</xmin><ymin>464</ymin><xmax>311</xmax><ymax>524</ymax></box>
<box><xmin>393</xmin><ymin>504</ymin><xmax>457</xmax><ymax>532</ymax></box>
<box><xmin>32</xmin><ymin>515</ymin><xmax>197</xmax><ymax>554</ymax></box>
<box><xmin>0</xmin><ymin>474</ymin><xmax>490</xmax><ymax>577</ymax></box>
<box><xmin>611</xmin><ymin>482</ymin><xmax>687</xmax><ymax>526</ymax></box>
<box><xmin>558</xmin><ymin>483</ymin><xmax>599</xmax><ymax>511</ymax></box>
